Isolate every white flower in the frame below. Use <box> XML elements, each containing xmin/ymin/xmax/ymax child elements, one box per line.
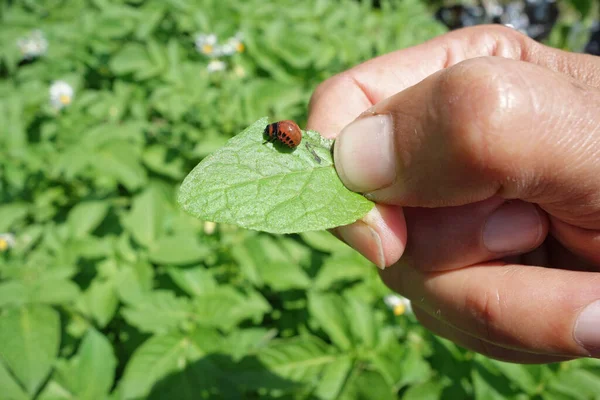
<box><xmin>218</xmin><ymin>43</ymin><xmax>236</xmax><ymax>57</ymax></box>
<box><xmin>203</xmin><ymin>221</ymin><xmax>217</xmax><ymax>235</ymax></box>
<box><xmin>233</xmin><ymin>65</ymin><xmax>246</xmax><ymax>78</ymax></box>
<box><xmin>222</xmin><ymin>32</ymin><xmax>245</xmax><ymax>56</ymax></box>
<box><xmin>384</xmin><ymin>294</ymin><xmax>412</xmax><ymax>316</ymax></box>
<box><xmin>195</xmin><ymin>33</ymin><xmax>218</xmax><ymax>56</ymax></box>
<box><xmin>49</xmin><ymin>80</ymin><xmax>74</xmax><ymax>110</ymax></box>
<box><xmin>207</xmin><ymin>60</ymin><xmax>226</xmax><ymax>73</ymax></box>
<box><xmin>0</xmin><ymin>233</ymin><xmax>16</xmax><ymax>251</ymax></box>
<box><xmin>17</xmin><ymin>29</ymin><xmax>48</xmax><ymax>60</ymax></box>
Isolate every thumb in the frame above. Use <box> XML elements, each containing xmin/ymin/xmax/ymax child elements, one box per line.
<box><xmin>333</xmin><ymin>56</ymin><xmax>600</xmax><ymax>229</ymax></box>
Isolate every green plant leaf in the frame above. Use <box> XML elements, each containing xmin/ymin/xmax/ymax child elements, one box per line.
<box><xmin>402</xmin><ymin>379</ymin><xmax>447</xmax><ymax>400</ymax></box>
<box><xmin>122</xmin><ymin>185</ymin><xmax>168</xmax><ymax>247</ymax></box>
<box><xmin>300</xmin><ymin>230</ymin><xmax>350</xmax><ymax>253</ymax></box>
<box><xmin>0</xmin><ymin>305</ymin><xmax>60</xmax><ymax>395</ymax></box>
<box><xmin>341</xmin><ymin>369</ymin><xmax>397</xmax><ymax>400</ymax></box>
<box><xmin>548</xmin><ymin>366</ymin><xmax>600</xmax><ymax>399</ymax></box>
<box><xmin>79</xmin><ymin>279</ymin><xmax>119</xmax><ymax>328</ymax></box>
<box><xmin>115</xmin><ymin>261</ymin><xmax>155</xmax><ymax>305</ymax></box>
<box><xmin>484</xmin><ymin>358</ymin><xmax>541</xmax><ymax>396</ymax></box>
<box><xmin>0</xmin><ymin>359</ymin><xmax>28</xmax><ymax>400</ymax></box>
<box><xmin>122</xmin><ymin>290</ymin><xmax>192</xmax><ymax>334</ymax></box>
<box><xmin>308</xmin><ymin>292</ymin><xmax>353</xmax><ymax>351</ymax></box>
<box><xmin>166</xmin><ymin>266</ymin><xmax>217</xmax><ymax>297</ymax></box>
<box><xmin>259</xmin><ymin>335</ymin><xmax>339</xmax><ymax>382</ymax></box>
<box><xmin>148</xmin><ymin>235</ymin><xmax>210</xmax><ymax>265</ymax></box>
<box><xmin>346</xmin><ymin>296</ymin><xmax>378</xmax><ymax>349</ymax></box>
<box><xmin>313</xmin><ymin>356</ymin><xmax>353</xmax><ymax>399</ymax></box>
<box><xmin>0</xmin><ymin>203</ymin><xmax>28</xmax><ymax>232</ymax></box>
<box><xmin>178</xmin><ymin>117</ymin><xmax>373</xmax><ymax>234</ymax></box>
<box><xmin>67</xmin><ymin>201</ymin><xmax>110</xmax><ymax>239</ymax></box>
<box><xmin>315</xmin><ymin>252</ymin><xmax>371</xmax><ymax>289</ymax></box>
<box><xmin>192</xmin><ymin>287</ymin><xmax>271</xmax><ymax>332</ymax></box>
<box><xmin>110</xmin><ymin>43</ymin><xmax>154</xmax><ymax>75</ymax></box>
<box><xmin>51</xmin><ymin>328</ymin><xmax>117</xmax><ymax>400</ymax></box>
<box><xmin>119</xmin><ymin>332</ymin><xmax>190</xmax><ymax>399</ymax></box>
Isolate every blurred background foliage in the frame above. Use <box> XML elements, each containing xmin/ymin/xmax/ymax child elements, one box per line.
<box><xmin>1</xmin><ymin>0</ymin><xmax>600</xmax><ymax>399</ymax></box>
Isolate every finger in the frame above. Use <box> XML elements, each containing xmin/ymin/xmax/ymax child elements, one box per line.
<box><xmin>550</xmin><ymin>216</ymin><xmax>600</xmax><ymax>267</ymax></box>
<box><xmin>401</xmin><ymin>198</ymin><xmax>548</xmax><ymax>272</ymax></box>
<box><xmin>381</xmin><ymin>261</ymin><xmax>600</xmax><ymax>358</ymax></box>
<box><xmin>307</xmin><ymin>24</ymin><xmax>600</xmax><ymax>138</ymax></box>
<box><xmin>330</xmin><ymin>203</ymin><xmax>407</xmax><ymax>269</ymax></box>
<box><xmin>333</xmin><ymin>56</ymin><xmax>600</xmax><ymax>228</ymax></box>
<box><xmin>412</xmin><ymin>305</ymin><xmax>575</xmax><ymax>363</ymax></box>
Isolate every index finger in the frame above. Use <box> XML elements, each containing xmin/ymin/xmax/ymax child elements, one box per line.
<box><xmin>307</xmin><ymin>24</ymin><xmax>600</xmax><ymax>138</ymax></box>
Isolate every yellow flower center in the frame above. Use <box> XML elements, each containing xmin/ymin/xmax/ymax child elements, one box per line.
<box><xmin>235</xmin><ymin>43</ymin><xmax>245</xmax><ymax>53</ymax></box>
<box><xmin>202</xmin><ymin>44</ymin><xmax>213</xmax><ymax>54</ymax></box>
<box><xmin>393</xmin><ymin>303</ymin><xmax>406</xmax><ymax>316</ymax></box>
<box><xmin>59</xmin><ymin>94</ymin><xmax>71</xmax><ymax>105</ymax></box>
<box><xmin>0</xmin><ymin>239</ymin><xmax>8</xmax><ymax>251</ymax></box>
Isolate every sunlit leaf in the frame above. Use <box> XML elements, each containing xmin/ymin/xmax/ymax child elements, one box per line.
<box><xmin>178</xmin><ymin>118</ymin><xmax>373</xmax><ymax>233</ymax></box>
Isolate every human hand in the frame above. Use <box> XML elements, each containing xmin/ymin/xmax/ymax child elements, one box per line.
<box><xmin>307</xmin><ymin>25</ymin><xmax>600</xmax><ymax>363</ymax></box>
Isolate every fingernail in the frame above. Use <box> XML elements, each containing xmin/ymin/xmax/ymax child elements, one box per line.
<box><xmin>334</xmin><ymin>114</ymin><xmax>396</xmax><ymax>193</ymax></box>
<box><xmin>483</xmin><ymin>202</ymin><xmax>542</xmax><ymax>253</ymax></box>
<box><xmin>574</xmin><ymin>300</ymin><xmax>600</xmax><ymax>357</ymax></box>
<box><xmin>337</xmin><ymin>220</ymin><xmax>385</xmax><ymax>270</ymax></box>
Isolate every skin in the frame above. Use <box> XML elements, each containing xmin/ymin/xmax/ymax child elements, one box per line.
<box><xmin>306</xmin><ymin>25</ymin><xmax>600</xmax><ymax>364</ymax></box>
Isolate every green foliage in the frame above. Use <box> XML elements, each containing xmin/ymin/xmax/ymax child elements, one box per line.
<box><xmin>1</xmin><ymin>0</ymin><xmax>599</xmax><ymax>399</ymax></box>
<box><xmin>178</xmin><ymin>117</ymin><xmax>374</xmax><ymax>233</ymax></box>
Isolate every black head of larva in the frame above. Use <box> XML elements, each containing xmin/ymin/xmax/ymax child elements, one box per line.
<box><xmin>264</xmin><ymin>120</ymin><xmax>302</xmax><ymax>148</ymax></box>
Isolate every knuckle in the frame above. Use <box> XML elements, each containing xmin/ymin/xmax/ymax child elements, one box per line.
<box><xmin>308</xmin><ymin>72</ymin><xmax>353</xmax><ymax>112</ymax></box>
<box><xmin>463</xmin><ymin>280</ymin><xmax>506</xmax><ymax>344</ymax></box>
<box><xmin>434</xmin><ymin>58</ymin><xmax>534</xmax><ymax>176</ymax></box>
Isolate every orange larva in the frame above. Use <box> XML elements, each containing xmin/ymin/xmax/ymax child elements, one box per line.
<box><xmin>264</xmin><ymin>120</ymin><xmax>302</xmax><ymax>148</ymax></box>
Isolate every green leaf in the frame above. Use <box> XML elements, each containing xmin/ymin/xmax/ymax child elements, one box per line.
<box><xmin>119</xmin><ymin>332</ymin><xmax>190</xmax><ymax>399</ymax></box>
<box><xmin>486</xmin><ymin>358</ymin><xmax>540</xmax><ymax>395</ymax></box>
<box><xmin>313</xmin><ymin>356</ymin><xmax>353</xmax><ymax>399</ymax></box>
<box><xmin>397</xmin><ymin>345</ymin><xmax>433</xmax><ymax>389</ymax></box>
<box><xmin>0</xmin><ymin>305</ymin><xmax>60</xmax><ymax>395</ymax></box>
<box><xmin>347</xmin><ymin>296</ymin><xmax>378</xmax><ymax>349</ymax></box>
<box><xmin>115</xmin><ymin>261</ymin><xmax>155</xmax><ymax>305</ymax></box>
<box><xmin>51</xmin><ymin>329</ymin><xmax>117</xmax><ymax>400</ymax></box>
<box><xmin>472</xmin><ymin>361</ymin><xmax>516</xmax><ymax>400</ymax></box>
<box><xmin>178</xmin><ymin>117</ymin><xmax>373</xmax><ymax>234</ymax></box>
<box><xmin>166</xmin><ymin>266</ymin><xmax>217</xmax><ymax>296</ymax></box>
<box><xmin>300</xmin><ymin>230</ymin><xmax>349</xmax><ymax>253</ymax></box>
<box><xmin>342</xmin><ymin>369</ymin><xmax>397</xmax><ymax>400</ymax></box>
<box><xmin>122</xmin><ymin>185</ymin><xmax>167</xmax><ymax>247</ymax></box>
<box><xmin>252</xmin><ymin>235</ymin><xmax>310</xmax><ymax>286</ymax></box>
<box><xmin>315</xmin><ymin>252</ymin><xmax>372</xmax><ymax>289</ymax></box>
<box><xmin>402</xmin><ymin>379</ymin><xmax>447</xmax><ymax>400</ymax></box>
<box><xmin>308</xmin><ymin>292</ymin><xmax>353</xmax><ymax>350</ymax></box>
<box><xmin>193</xmin><ymin>287</ymin><xmax>271</xmax><ymax>332</ymax></box>
<box><xmin>122</xmin><ymin>290</ymin><xmax>192</xmax><ymax>334</ymax></box>
<box><xmin>148</xmin><ymin>235</ymin><xmax>210</xmax><ymax>265</ymax></box>
<box><xmin>548</xmin><ymin>366</ymin><xmax>600</xmax><ymax>399</ymax></box>
<box><xmin>142</xmin><ymin>144</ymin><xmax>185</xmax><ymax>180</ymax></box>
<box><xmin>73</xmin><ymin>329</ymin><xmax>116</xmax><ymax>399</ymax></box>
<box><xmin>0</xmin><ymin>282</ymin><xmax>27</xmax><ymax>307</ymax></box>
<box><xmin>110</xmin><ymin>43</ymin><xmax>154</xmax><ymax>75</ymax></box>
<box><xmin>221</xmin><ymin>328</ymin><xmax>276</xmax><ymax>361</ymax></box>
<box><xmin>80</xmin><ymin>279</ymin><xmax>119</xmax><ymax>328</ymax></box>
<box><xmin>67</xmin><ymin>201</ymin><xmax>110</xmax><ymax>239</ymax></box>
<box><xmin>0</xmin><ymin>203</ymin><xmax>28</xmax><ymax>232</ymax></box>
<box><xmin>118</xmin><ymin>329</ymin><xmax>226</xmax><ymax>399</ymax></box>
<box><xmin>29</xmin><ymin>278</ymin><xmax>81</xmax><ymax>306</ymax></box>
<box><xmin>259</xmin><ymin>335</ymin><xmax>339</xmax><ymax>382</ymax></box>
<box><xmin>0</xmin><ymin>359</ymin><xmax>28</xmax><ymax>400</ymax></box>
<box><xmin>94</xmin><ymin>142</ymin><xmax>147</xmax><ymax>191</ymax></box>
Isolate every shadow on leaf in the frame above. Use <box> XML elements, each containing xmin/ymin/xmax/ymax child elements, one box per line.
<box><xmin>147</xmin><ymin>353</ymin><xmax>316</xmax><ymax>399</ymax></box>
